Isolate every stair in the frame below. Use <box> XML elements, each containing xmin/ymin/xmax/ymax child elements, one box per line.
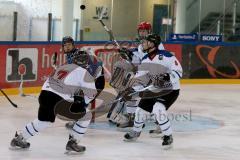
<box><xmin>191</xmin><ymin>12</ymin><xmax>240</xmax><ymax>41</ymax></box>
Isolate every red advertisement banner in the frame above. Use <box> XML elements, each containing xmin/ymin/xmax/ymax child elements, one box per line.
<box><xmin>0</xmin><ymin>43</ymin><xmax>182</xmax><ymax>89</ymax></box>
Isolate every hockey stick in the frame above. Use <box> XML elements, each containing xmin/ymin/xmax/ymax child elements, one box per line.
<box><xmin>106</xmin><ymin>92</ymin><xmax>123</xmax><ymax>118</ymax></box>
<box><xmin>53</xmin><ymin>52</ymin><xmax>58</xmax><ymax>69</ymax></box>
<box><xmin>128</xmin><ymin>85</ymin><xmax>155</xmax><ymax>96</ymax></box>
<box><xmin>107</xmin><ymin>84</ymin><xmax>172</xmax><ymax>115</ymax></box>
<box><xmin>0</xmin><ymin>89</ymin><xmax>17</xmax><ymax>108</ymax></box>
<box><xmin>106</xmin><ymin>85</ymin><xmax>161</xmax><ymax>116</ymax></box>
<box><xmin>55</xmin><ymin>84</ymin><xmax>172</xmax><ymax>121</ymax></box>
<box><xmin>98</xmin><ymin>7</ymin><xmax>120</xmax><ymax>48</ymax></box>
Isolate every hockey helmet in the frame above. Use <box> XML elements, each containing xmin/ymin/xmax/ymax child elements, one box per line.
<box><xmin>145</xmin><ymin>34</ymin><xmax>161</xmax><ymax>47</ymax></box>
<box><xmin>62</xmin><ymin>36</ymin><xmax>74</xmax><ymax>46</ymax></box>
<box><xmin>137</xmin><ymin>22</ymin><xmax>152</xmax><ymax>31</ymax></box>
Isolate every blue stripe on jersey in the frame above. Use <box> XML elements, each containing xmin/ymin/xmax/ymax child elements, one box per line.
<box><xmin>129</xmin><ymin>48</ymin><xmax>138</xmax><ymax>52</ymax></box>
<box><xmin>173</xmin><ymin>70</ymin><xmax>182</xmax><ymax>78</ymax></box>
<box><xmin>158</xmin><ymin>50</ymin><xmax>173</xmax><ymax>57</ymax></box>
<box><xmin>141</xmin><ymin>54</ymin><xmax>149</xmax><ymax>61</ymax></box>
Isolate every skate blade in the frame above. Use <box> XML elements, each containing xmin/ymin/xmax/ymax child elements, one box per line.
<box><xmin>65</xmin><ymin>150</ymin><xmax>85</xmax><ymax>155</ymax></box>
<box><xmin>9</xmin><ymin>146</ymin><xmax>30</xmax><ymax>151</ymax></box>
<box><xmin>123</xmin><ymin>138</ymin><xmax>137</xmax><ymax>142</ymax></box>
<box><xmin>162</xmin><ymin>144</ymin><xmax>173</xmax><ymax>150</ymax></box>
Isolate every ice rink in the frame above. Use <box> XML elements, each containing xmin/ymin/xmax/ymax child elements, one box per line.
<box><xmin>0</xmin><ymin>84</ymin><xmax>240</xmax><ymax>160</ymax></box>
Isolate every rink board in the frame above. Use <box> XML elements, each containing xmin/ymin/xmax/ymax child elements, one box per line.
<box><xmin>0</xmin><ymin>41</ymin><xmax>239</xmax><ymax>93</ymax></box>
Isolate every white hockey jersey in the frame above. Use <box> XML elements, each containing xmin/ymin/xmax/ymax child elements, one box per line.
<box><xmin>42</xmin><ymin>64</ymin><xmax>97</xmax><ymax>104</ymax></box>
<box><xmin>132</xmin><ymin>43</ymin><xmax>165</xmax><ymax>65</ymax></box>
<box><xmin>133</xmin><ymin>50</ymin><xmax>182</xmax><ymax>91</ymax></box>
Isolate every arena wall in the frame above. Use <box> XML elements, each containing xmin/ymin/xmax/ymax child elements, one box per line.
<box><xmin>0</xmin><ymin>41</ymin><xmax>240</xmax><ymax>95</ymax></box>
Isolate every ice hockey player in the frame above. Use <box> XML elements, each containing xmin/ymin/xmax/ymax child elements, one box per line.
<box><xmin>10</xmin><ymin>51</ymin><xmax>101</xmax><ymax>153</ymax></box>
<box><xmin>63</xmin><ymin>39</ymin><xmax>105</xmax><ymax>129</ymax></box>
<box><xmin>108</xmin><ymin>22</ymin><xmax>164</xmax><ymax>128</ymax></box>
<box><xmin>107</xmin><ymin>22</ymin><xmax>152</xmax><ymax>127</ymax></box>
<box><xmin>123</xmin><ymin>34</ymin><xmax>182</xmax><ymax>149</ymax></box>
<box><xmin>62</xmin><ymin>36</ymin><xmax>78</xmax><ymax>64</ymax></box>
<box><xmin>136</xmin><ymin>22</ymin><xmax>165</xmax><ymax>61</ymax></box>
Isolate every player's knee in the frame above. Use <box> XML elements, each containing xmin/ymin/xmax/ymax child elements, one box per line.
<box><xmin>79</xmin><ymin>111</ymin><xmax>92</xmax><ymax>121</ymax></box>
<box><xmin>152</xmin><ymin>102</ymin><xmax>166</xmax><ymax>115</ymax></box>
<box><xmin>135</xmin><ymin>107</ymin><xmax>148</xmax><ymax>122</ymax></box>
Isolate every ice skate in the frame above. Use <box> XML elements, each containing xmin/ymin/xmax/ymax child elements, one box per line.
<box><xmin>65</xmin><ymin>135</ymin><xmax>86</xmax><ymax>154</ymax></box>
<box><xmin>10</xmin><ymin>132</ymin><xmax>30</xmax><ymax>150</ymax></box>
<box><xmin>123</xmin><ymin>130</ymin><xmax>141</xmax><ymax>142</ymax></box>
<box><xmin>162</xmin><ymin>135</ymin><xmax>173</xmax><ymax>150</ymax></box>
<box><xmin>117</xmin><ymin>113</ymin><xmax>134</xmax><ymax>128</ymax></box>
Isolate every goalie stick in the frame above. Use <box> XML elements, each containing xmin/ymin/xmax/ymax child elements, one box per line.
<box><xmin>60</xmin><ymin>85</ymin><xmax>169</xmax><ymax>120</ymax></box>
<box><xmin>58</xmin><ymin>84</ymin><xmax>171</xmax><ymax>121</ymax></box>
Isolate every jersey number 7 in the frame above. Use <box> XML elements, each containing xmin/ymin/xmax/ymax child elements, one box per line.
<box><xmin>56</xmin><ymin>70</ymin><xmax>69</xmax><ymax>80</ymax></box>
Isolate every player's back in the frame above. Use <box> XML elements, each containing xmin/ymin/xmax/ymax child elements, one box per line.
<box><xmin>42</xmin><ymin>63</ymin><xmax>97</xmax><ymax>103</ymax></box>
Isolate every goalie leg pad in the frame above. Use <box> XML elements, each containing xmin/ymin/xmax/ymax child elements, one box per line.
<box><xmin>109</xmin><ymin>101</ymin><xmax>125</xmax><ymax>123</ymax></box>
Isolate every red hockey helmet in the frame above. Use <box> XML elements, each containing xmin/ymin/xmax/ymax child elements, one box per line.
<box><xmin>137</xmin><ymin>22</ymin><xmax>152</xmax><ymax>31</ymax></box>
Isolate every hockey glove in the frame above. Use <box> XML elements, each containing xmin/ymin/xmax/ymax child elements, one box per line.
<box><xmin>153</xmin><ymin>73</ymin><xmax>171</xmax><ymax>88</ymax></box>
<box><xmin>70</xmin><ymin>96</ymin><xmax>86</xmax><ymax>114</ymax></box>
<box><xmin>121</xmin><ymin>88</ymin><xmax>135</xmax><ymax>102</ymax></box>
<box><xmin>71</xmin><ymin>92</ymin><xmax>87</xmax><ymax>114</ymax></box>
<box><xmin>119</xmin><ymin>48</ymin><xmax>133</xmax><ymax>61</ymax></box>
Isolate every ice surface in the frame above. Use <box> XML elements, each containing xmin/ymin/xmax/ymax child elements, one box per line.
<box><xmin>0</xmin><ymin>84</ymin><xmax>240</xmax><ymax>160</ymax></box>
